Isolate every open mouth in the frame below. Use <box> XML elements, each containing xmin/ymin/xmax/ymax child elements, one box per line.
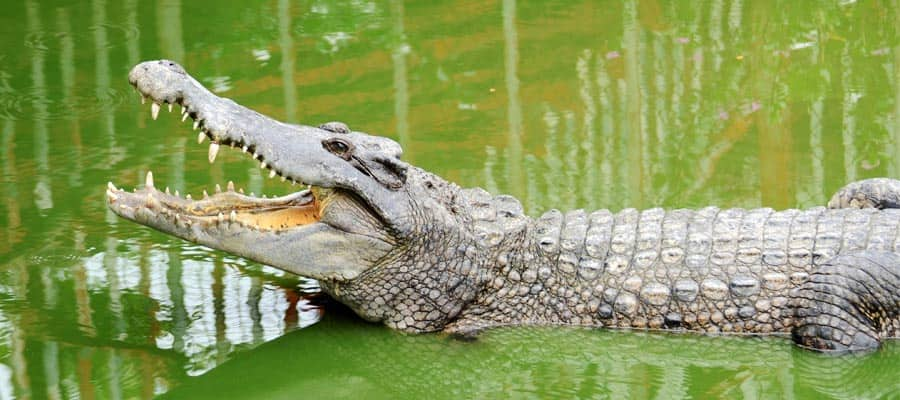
<box><xmin>106</xmin><ymin>175</ymin><xmax>322</xmax><ymax>231</ymax></box>
<box><xmin>106</xmin><ymin>84</ymin><xmax>324</xmax><ymax>232</ymax></box>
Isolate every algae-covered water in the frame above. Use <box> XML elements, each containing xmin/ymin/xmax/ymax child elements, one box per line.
<box><xmin>1</xmin><ymin>0</ymin><xmax>899</xmax><ymax>398</ymax></box>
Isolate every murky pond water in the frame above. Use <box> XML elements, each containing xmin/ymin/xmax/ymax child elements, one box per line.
<box><xmin>1</xmin><ymin>0</ymin><xmax>899</xmax><ymax>398</ymax></box>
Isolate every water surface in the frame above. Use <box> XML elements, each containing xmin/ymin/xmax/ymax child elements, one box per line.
<box><xmin>1</xmin><ymin>0</ymin><xmax>899</xmax><ymax>398</ymax></box>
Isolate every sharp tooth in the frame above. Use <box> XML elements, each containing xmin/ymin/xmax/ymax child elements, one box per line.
<box><xmin>242</xmin><ymin>145</ymin><xmax>248</xmax><ymax>153</ymax></box>
<box><xmin>218</xmin><ymin>212</ymin><xmax>224</xmax><ymax>223</ymax></box>
<box><xmin>269</xmin><ymin>169</ymin><xmax>277</xmax><ymax>178</ymax></box>
<box><xmin>106</xmin><ymin>190</ymin><xmax>118</xmax><ymax>201</ymax></box>
<box><xmin>230</xmin><ymin>210</ymin><xmax>237</xmax><ymax>221</ymax></box>
<box><xmin>181</xmin><ymin>105</ymin><xmax>186</xmax><ymax>115</ymax></box>
<box><xmin>175</xmin><ymin>190</ymin><xmax>180</xmax><ymax>197</ymax></box>
<box><xmin>239</xmin><ymin>188</ymin><xmax>244</xmax><ymax>194</ymax></box>
<box><xmin>198</xmin><ymin>131</ymin><xmax>206</xmax><ymax>144</ymax></box>
<box><xmin>227</xmin><ymin>181</ymin><xmax>235</xmax><ymax>192</ymax></box>
<box><xmin>253</xmin><ymin>152</ymin><xmax>259</xmax><ymax>159</ymax></box>
<box><xmin>168</xmin><ymin>103</ymin><xmax>173</xmax><ymax>113</ymax></box>
<box><xmin>281</xmin><ymin>175</ymin><xmax>286</xmax><ymax>182</ymax></box>
<box><xmin>193</xmin><ymin>120</ymin><xmax>200</xmax><ymax>130</ymax></box>
<box><xmin>145</xmin><ymin>171</ymin><xmax>154</xmax><ymax>188</ymax></box>
<box><xmin>215</xmin><ymin>184</ymin><xmax>222</xmax><ymax>193</ymax></box>
<box><xmin>186</xmin><ymin>194</ymin><xmax>192</xmax><ymax>200</ymax></box>
<box><xmin>182</xmin><ymin>111</ymin><xmax>189</xmax><ymax>122</ymax></box>
<box><xmin>208</xmin><ymin>142</ymin><xmax>220</xmax><ymax>163</ymax></box>
<box><xmin>151</xmin><ymin>102</ymin><xmax>160</xmax><ymax>120</ymax></box>
<box><xmin>203</xmin><ymin>190</ymin><xmax>209</xmax><ymax>199</ymax></box>
<box><xmin>141</xmin><ymin>95</ymin><xmax>147</xmax><ymax>104</ymax></box>
<box><xmin>107</xmin><ymin>182</ymin><xmax>117</xmax><ymax>191</ymax></box>
<box><xmin>250</xmin><ymin>192</ymin><xmax>255</xmax><ymax>197</ymax></box>
<box><xmin>165</xmin><ymin>187</ymin><xmax>171</xmax><ymax>194</ymax></box>
<box><xmin>260</xmin><ymin>161</ymin><xmax>267</xmax><ymax>169</ymax></box>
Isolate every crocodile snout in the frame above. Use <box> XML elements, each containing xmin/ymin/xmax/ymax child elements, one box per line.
<box><xmin>128</xmin><ymin>60</ymin><xmax>191</xmax><ymax>105</ymax></box>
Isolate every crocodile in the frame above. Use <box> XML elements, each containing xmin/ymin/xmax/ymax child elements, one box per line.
<box><xmin>107</xmin><ymin>60</ymin><xmax>900</xmax><ymax>353</ymax></box>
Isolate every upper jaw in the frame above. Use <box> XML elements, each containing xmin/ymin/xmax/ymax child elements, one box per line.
<box><xmin>129</xmin><ymin>60</ymin><xmax>311</xmax><ymax>186</ymax></box>
<box><xmin>127</xmin><ymin>60</ymin><xmax>408</xmax><ymax>228</ymax></box>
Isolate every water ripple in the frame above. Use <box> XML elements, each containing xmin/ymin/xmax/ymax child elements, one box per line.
<box><xmin>0</xmin><ymin>85</ymin><xmax>127</xmax><ymax>122</ymax></box>
<box><xmin>22</xmin><ymin>22</ymin><xmax>141</xmax><ymax>53</ymax></box>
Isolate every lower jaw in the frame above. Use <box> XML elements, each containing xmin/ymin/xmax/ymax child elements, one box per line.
<box><xmin>107</xmin><ymin>174</ymin><xmax>322</xmax><ymax>233</ymax></box>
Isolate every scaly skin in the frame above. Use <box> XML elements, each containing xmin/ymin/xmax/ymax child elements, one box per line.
<box><xmin>108</xmin><ymin>60</ymin><xmax>900</xmax><ymax>353</ymax></box>
<box><xmin>441</xmin><ymin>204</ymin><xmax>900</xmax><ymax>346</ymax></box>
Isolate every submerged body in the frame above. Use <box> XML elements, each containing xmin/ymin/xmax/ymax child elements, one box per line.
<box><xmin>108</xmin><ymin>60</ymin><xmax>900</xmax><ymax>353</ymax></box>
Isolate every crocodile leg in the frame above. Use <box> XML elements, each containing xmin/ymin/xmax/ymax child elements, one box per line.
<box><xmin>828</xmin><ymin>178</ymin><xmax>900</xmax><ymax>209</ymax></box>
<box><xmin>821</xmin><ymin>179</ymin><xmax>900</xmax><ymax>351</ymax></box>
<box><xmin>791</xmin><ymin>251</ymin><xmax>900</xmax><ymax>353</ymax></box>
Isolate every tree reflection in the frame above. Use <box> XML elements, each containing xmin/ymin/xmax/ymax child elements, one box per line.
<box><xmin>494</xmin><ymin>1</ymin><xmax>897</xmax><ymax>214</ymax></box>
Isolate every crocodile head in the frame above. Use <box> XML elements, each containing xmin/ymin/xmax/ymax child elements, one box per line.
<box><xmin>107</xmin><ymin>60</ymin><xmax>490</xmax><ymax>332</ymax></box>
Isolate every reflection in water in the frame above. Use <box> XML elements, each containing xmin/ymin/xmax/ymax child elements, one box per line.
<box><xmin>502</xmin><ymin>0</ymin><xmax>524</xmax><ymax>200</ymax></box>
<box><xmin>623</xmin><ymin>0</ymin><xmax>643</xmax><ymax>208</ymax></box>
<box><xmin>182</xmin><ymin>260</ymin><xmax>216</xmax><ymax>375</ymax></box>
<box><xmin>540</xmin><ymin>108</ymin><xmax>562</xmax><ymax>208</ymax></box>
<box><xmin>1</xmin><ymin>120</ymin><xmax>20</xmax><ymax>254</ymax></box>
<box><xmin>802</xmin><ymin>42</ymin><xmax>828</xmax><ymax>206</ymax></box>
<box><xmin>94</xmin><ymin>0</ymin><xmax>117</xmax><ymax>166</ymax></box>
<box><xmin>162</xmin><ymin>321</ymin><xmax>900</xmax><ymax>399</ymax></box>
<box><xmin>390</xmin><ymin>0</ymin><xmax>410</xmax><ymax>148</ymax></box>
<box><xmin>57</xmin><ymin>8</ymin><xmax>84</xmax><ymax>191</ymax></box>
<box><xmin>0</xmin><ymin>364</ymin><xmax>12</xmax><ymax>400</ymax></box>
<box><xmin>278</xmin><ymin>0</ymin><xmax>298</xmax><ymax>123</ymax></box>
<box><xmin>104</xmin><ymin>235</ymin><xmax>126</xmax><ymax>340</ymax></box>
<box><xmin>73</xmin><ymin>235</ymin><xmax>96</xmax><ymax>339</ymax></box>
<box><xmin>156</xmin><ymin>0</ymin><xmax>185</xmax><ymax>63</ymax></box>
<box><xmin>0</xmin><ymin>308</ymin><xmax>10</xmax><ymax>398</ymax></box>
<box><xmin>125</xmin><ymin>0</ymin><xmax>141</xmax><ymax>67</ymax></box>
<box><xmin>149</xmin><ymin>251</ymin><xmax>174</xmax><ymax>347</ymax></box>
<box><xmin>596</xmin><ymin>56</ymin><xmax>616</xmax><ymax>211</ymax></box>
<box><xmin>576</xmin><ymin>50</ymin><xmax>596</xmax><ymax>211</ymax></box>
<box><xmin>224</xmin><ymin>266</ymin><xmax>253</xmax><ymax>346</ymax></box>
<box><xmin>496</xmin><ymin>1</ymin><xmax>894</xmax><ymax>215</ymax></box>
<box><xmin>26</xmin><ymin>0</ymin><xmax>52</xmax><ymax>211</ymax></box>
<box><xmin>895</xmin><ymin>1</ymin><xmax>900</xmax><ymax>177</ymax></box>
<box><xmin>1</xmin><ymin>0</ymin><xmax>900</xmax><ymax>398</ymax></box>
<box><xmin>2</xmin><ymin>245</ymin><xmax>319</xmax><ymax>397</ymax></box>
<box><xmin>259</xmin><ymin>284</ymin><xmax>289</xmax><ymax>342</ymax></box>
<box><xmin>841</xmin><ymin>44</ymin><xmax>859</xmax><ymax>184</ymax></box>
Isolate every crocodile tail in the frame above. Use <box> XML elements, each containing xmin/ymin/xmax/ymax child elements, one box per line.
<box><xmin>790</xmin><ymin>251</ymin><xmax>900</xmax><ymax>353</ymax></box>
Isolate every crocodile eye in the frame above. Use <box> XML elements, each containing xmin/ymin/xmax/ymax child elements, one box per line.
<box><xmin>323</xmin><ymin>138</ymin><xmax>354</xmax><ymax>160</ymax></box>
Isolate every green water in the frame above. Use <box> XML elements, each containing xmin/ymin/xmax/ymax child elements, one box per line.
<box><xmin>1</xmin><ymin>0</ymin><xmax>899</xmax><ymax>398</ymax></box>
